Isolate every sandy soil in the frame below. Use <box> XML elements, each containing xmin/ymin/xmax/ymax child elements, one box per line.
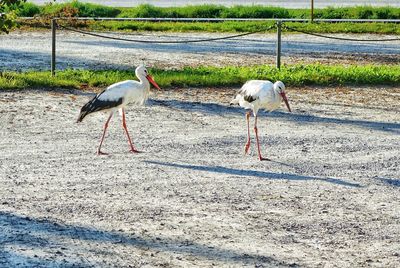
<box><xmin>1</xmin><ymin>31</ymin><xmax>399</xmax><ymax>71</ymax></box>
<box><xmin>0</xmin><ymin>86</ymin><xmax>399</xmax><ymax>267</ymax></box>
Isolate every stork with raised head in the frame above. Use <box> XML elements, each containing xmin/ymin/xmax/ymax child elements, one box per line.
<box><xmin>77</xmin><ymin>65</ymin><xmax>161</xmax><ymax>155</ymax></box>
<box><xmin>230</xmin><ymin>80</ymin><xmax>292</xmax><ymax>161</ymax></box>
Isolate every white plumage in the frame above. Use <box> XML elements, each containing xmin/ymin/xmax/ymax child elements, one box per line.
<box><xmin>77</xmin><ymin>65</ymin><xmax>160</xmax><ymax>155</ymax></box>
<box><xmin>230</xmin><ymin>80</ymin><xmax>292</xmax><ymax>161</ymax></box>
<box><xmin>99</xmin><ymin>79</ymin><xmax>150</xmax><ymax>105</ymax></box>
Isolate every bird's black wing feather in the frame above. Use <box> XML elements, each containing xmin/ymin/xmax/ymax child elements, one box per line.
<box><xmin>76</xmin><ymin>91</ymin><xmax>123</xmax><ymax>122</ymax></box>
<box><xmin>243</xmin><ymin>94</ymin><xmax>258</xmax><ymax>103</ymax></box>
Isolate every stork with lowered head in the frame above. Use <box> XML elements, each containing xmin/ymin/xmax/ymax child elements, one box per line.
<box><xmin>230</xmin><ymin>80</ymin><xmax>292</xmax><ymax>161</ymax></box>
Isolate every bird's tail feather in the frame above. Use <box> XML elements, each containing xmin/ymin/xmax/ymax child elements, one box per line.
<box><xmin>229</xmin><ymin>95</ymin><xmax>240</xmax><ymax>106</ymax></box>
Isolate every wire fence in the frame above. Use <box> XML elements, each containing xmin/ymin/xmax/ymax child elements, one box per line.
<box><xmin>50</xmin><ymin>17</ymin><xmax>400</xmax><ymax>23</ymax></box>
<box><xmin>50</xmin><ymin>18</ymin><xmax>400</xmax><ymax>75</ymax></box>
<box><xmin>283</xmin><ymin>25</ymin><xmax>400</xmax><ymax>42</ymax></box>
<box><xmin>58</xmin><ymin>24</ymin><xmax>276</xmax><ymax>44</ymax></box>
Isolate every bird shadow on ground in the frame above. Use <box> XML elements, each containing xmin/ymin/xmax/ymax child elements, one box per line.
<box><xmin>301</xmin><ymin>100</ymin><xmax>400</xmax><ymax>113</ymax></box>
<box><xmin>65</xmin><ymin>39</ymin><xmax>277</xmax><ymax>55</ymax></box>
<box><xmin>65</xmin><ymin>38</ymin><xmax>400</xmax><ymax>59</ymax></box>
<box><xmin>285</xmin><ymin>40</ymin><xmax>400</xmax><ymax>55</ymax></box>
<box><xmin>0</xmin><ymin>48</ymin><xmax>133</xmax><ymax>72</ymax></box>
<box><xmin>148</xmin><ymin>99</ymin><xmax>400</xmax><ymax>134</ymax></box>
<box><xmin>375</xmin><ymin>177</ymin><xmax>400</xmax><ymax>187</ymax></box>
<box><xmin>144</xmin><ymin>160</ymin><xmax>362</xmax><ymax>188</ymax></box>
<box><xmin>0</xmin><ymin>211</ymin><xmax>286</xmax><ymax>267</ymax></box>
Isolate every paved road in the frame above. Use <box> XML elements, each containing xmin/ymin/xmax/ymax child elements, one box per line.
<box><xmin>0</xmin><ymin>31</ymin><xmax>399</xmax><ymax>71</ymax></box>
<box><xmin>28</xmin><ymin>0</ymin><xmax>400</xmax><ymax>8</ymax></box>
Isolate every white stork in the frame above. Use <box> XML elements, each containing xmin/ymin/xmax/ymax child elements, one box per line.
<box><xmin>230</xmin><ymin>80</ymin><xmax>292</xmax><ymax>161</ymax></box>
<box><xmin>77</xmin><ymin>65</ymin><xmax>161</xmax><ymax>155</ymax></box>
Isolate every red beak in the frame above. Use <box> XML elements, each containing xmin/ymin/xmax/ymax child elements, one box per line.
<box><xmin>146</xmin><ymin>74</ymin><xmax>161</xmax><ymax>90</ymax></box>
<box><xmin>280</xmin><ymin>92</ymin><xmax>292</xmax><ymax>112</ymax></box>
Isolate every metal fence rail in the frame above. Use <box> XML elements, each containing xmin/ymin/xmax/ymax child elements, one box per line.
<box><xmin>47</xmin><ymin>17</ymin><xmax>400</xmax><ymax>76</ymax></box>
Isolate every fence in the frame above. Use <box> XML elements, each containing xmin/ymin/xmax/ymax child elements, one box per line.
<box><xmin>47</xmin><ymin>17</ymin><xmax>400</xmax><ymax>76</ymax></box>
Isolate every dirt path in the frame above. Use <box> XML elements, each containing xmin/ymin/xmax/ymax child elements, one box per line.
<box><xmin>0</xmin><ymin>86</ymin><xmax>399</xmax><ymax>267</ymax></box>
<box><xmin>1</xmin><ymin>31</ymin><xmax>399</xmax><ymax>71</ymax></box>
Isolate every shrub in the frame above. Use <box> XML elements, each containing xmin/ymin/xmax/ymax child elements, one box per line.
<box><xmin>69</xmin><ymin>1</ymin><xmax>120</xmax><ymax>17</ymax></box>
<box><xmin>120</xmin><ymin>4</ymin><xmax>163</xmax><ymax>18</ymax></box>
<box><xmin>15</xmin><ymin>2</ymin><xmax>40</xmax><ymax>17</ymax></box>
<box><xmin>221</xmin><ymin>5</ymin><xmax>289</xmax><ymax>18</ymax></box>
<box><xmin>374</xmin><ymin>7</ymin><xmax>400</xmax><ymax>19</ymax></box>
<box><xmin>183</xmin><ymin>5</ymin><xmax>224</xmax><ymax>18</ymax></box>
<box><xmin>316</xmin><ymin>7</ymin><xmax>349</xmax><ymax>19</ymax></box>
<box><xmin>40</xmin><ymin>0</ymin><xmax>119</xmax><ymax>17</ymax></box>
<box><xmin>357</xmin><ymin>8</ymin><xmax>374</xmax><ymax>19</ymax></box>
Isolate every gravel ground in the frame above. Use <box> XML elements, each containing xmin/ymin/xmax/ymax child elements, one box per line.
<box><xmin>1</xmin><ymin>31</ymin><xmax>399</xmax><ymax>71</ymax></box>
<box><xmin>0</xmin><ymin>86</ymin><xmax>399</xmax><ymax>267</ymax></box>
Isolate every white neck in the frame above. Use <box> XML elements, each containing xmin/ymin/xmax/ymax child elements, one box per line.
<box><xmin>273</xmin><ymin>85</ymin><xmax>281</xmax><ymax>101</ymax></box>
<box><xmin>137</xmin><ymin>74</ymin><xmax>150</xmax><ymax>91</ymax></box>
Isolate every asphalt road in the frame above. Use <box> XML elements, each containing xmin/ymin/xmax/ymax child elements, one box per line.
<box><xmin>28</xmin><ymin>0</ymin><xmax>400</xmax><ymax>8</ymax></box>
<box><xmin>0</xmin><ymin>31</ymin><xmax>399</xmax><ymax>71</ymax></box>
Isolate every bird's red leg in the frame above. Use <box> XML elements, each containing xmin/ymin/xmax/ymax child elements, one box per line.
<box><xmin>244</xmin><ymin>111</ymin><xmax>251</xmax><ymax>154</ymax></box>
<box><xmin>97</xmin><ymin>113</ymin><xmax>113</xmax><ymax>155</ymax></box>
<box><xmin>254</xmin><ymin>114</ymin><xmax>270</xmax><ymax>161</ymax></box>
<box><xmin>121</xmin><ymin>109</ymin><xmax>141</xmax><ymax>153</ymax></box>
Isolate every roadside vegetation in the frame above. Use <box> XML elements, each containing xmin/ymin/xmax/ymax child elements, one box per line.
<box><xmin>86</xmin><ymin>20</ymin><xmax>400</xmax><ymax>34</ymax></box>
<box><xmin>13</xmin><ymin>1</ymin><xmax>400</xmax><ymax>34</ymax></box>
<box><xmin>1</xmin><ymin>64</ymin><xmax>399</xmax><ymax>90</ymax></box>
<box><xmin>14</xmin><ymin>1</ymin><xmax>400</xmax><ymax>19</ymax></box>
<box><xmin>0</xmin><ymin>0</ymin><xmax>26</xmax><ymax>33</ymax></box>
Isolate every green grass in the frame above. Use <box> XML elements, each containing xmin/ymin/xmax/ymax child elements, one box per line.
<box><xmin>21</xmin><ymin>19</ymin><xmax>400</xmax><ymax>34</ymax></box>
<box><xmin>14</xmin><ymin>2</ymin><xmax>400</xmax><ymax>20</ymax></box>
<box><xmin>89</xmin><ymin>20</ymin><xmax>276</xmax><ymax>33</ymax></box>
<box><xmin>1</xmin><ymin>64</ymin><xmax>399</xmax><ymax>90</ymax></box>
<box><xmin>39</xmin><ymin>1</ymin><xmax>120</xmax><ymax>18</ymax></box>
<box><xmin>284</xmin><ymin>21</ymin><xmax>400</xmax><ymax>34</ymax></box>
<box><xmin>86</xmin><ymin>20</ymin><xmax>400</xmax><ymax>34</ymax></box>
<box><xmin>12</xmin><ymin>2</ymin><xmax>41</xmax><ymax>17</ymax></box>
<box><xmin>13</xmin><ymin>2</ymin><xmax>400</xmax><ymax>34</ymax></box>
<box><xmin>117</xmin><ymin>4</ymin><xmax>291</xmax><ymax>19</ymax></box>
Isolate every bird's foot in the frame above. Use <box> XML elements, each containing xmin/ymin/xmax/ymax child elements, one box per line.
<box><xmin>129</xmin><ymin>148</ymin><xmax>142</xmax><ymax>153</ymax></box>
<box><xmin>97</xmin><ymin>150</ymin><xmax>109</xmax><ymax>156</ymax></box>
<box><xmin>258</xmin><ymin>156</ymin><xmax>271</xmax><ymax>161</ymax></box>
<box><xmin>244</xmin><ymin>143</ymin><xmax>251</xmax><ymax>155</ymax></box>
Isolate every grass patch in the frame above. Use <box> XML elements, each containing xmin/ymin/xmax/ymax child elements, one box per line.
<box><xmin>15</xmin><ymin>2</ymin><xmax>400</xmax><ymax>20</ymax></box>
<box><xmin>1</xmin><ymin>64</ymin><xmax>399</xmax><ymax>90</ymax></box>
<box><xmin>89</xmin><ymin>20</ymin><xmax>277</xmax><ymax>33</ymax></box>
<box><xmin>39</xmin><ymin>1</ymin><xmax>120</xmax><ymax>18</ymax></box>
<box><xmin>118</xmin><ymin>4</ymin><xmax>291</xmax><ymax>19</ymax></box>
<box><xmin>284</xmin><ymin>21</ymin><xmax>400</xmax><ymax>34</ymax></box>
<box><xmin>20</xmin><ymin>19</ymin><xmax>400</xmax><ymax>34</ymax></box>
<box><xmin>13</xmin><ymin>2</ymin><xmax>400</xmax><ymax>34</ymax></box>
<box><xmin>86</xmin><ymin>20</ymin><xmax>400</xmax><ymax>34</ymax></box>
